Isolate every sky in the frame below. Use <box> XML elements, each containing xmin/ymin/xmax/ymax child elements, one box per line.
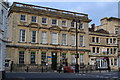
<box><xmin>8</xmin><ymin>0</ymin><xmax>119</xmax><ymax>27</ymax></box>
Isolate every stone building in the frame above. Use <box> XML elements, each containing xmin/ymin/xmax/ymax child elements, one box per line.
<box><xmin>0</xmin><ymin>0</ymin><xmax>9</xmax><ymax>79</ymax></box>
<box><xmin>89</xmin><ymin>17</ymin><xmax>120</xmax><ymax>70</ymax></box>
<box><xmin>7</xmin><ymin>2</ymin><xmax>91</xmax><ymax>71</ymax></box>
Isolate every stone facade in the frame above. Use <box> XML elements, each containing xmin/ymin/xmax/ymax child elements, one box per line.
<box><xmin>89</xmin><ymin>17</ymin><xmax>120</xmax><ymax>70</ymax></box>
<box><xmin>6</xmin><ymin>2</ymin><xmax>91</xmax><ymax>71</ymax></box>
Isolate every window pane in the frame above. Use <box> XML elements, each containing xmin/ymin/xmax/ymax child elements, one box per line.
<box><xmin>52</xmin><ymin>33</ymin><xmax>58</xmax><ymax>44</ymax></box>
<box><xmin>41</xmin><ymin>52</ymin><xmax>46</xmax><ymax>65</ymax></box>
<box><xmin>71</xmin><ymin>35</ymin><xmax>75</xmax><ymax>46</ymax></box>
<box><xmin>62</xmin><ymin>21</ymin><xmax>66</xmax><ymax>26</ymax></box>
<box><xmin>31</xmin><ymin>31</ymin><xmax>36</xmax><ymax>43</ymax></box>
<box><xmin>80</xmin><ymin>36</ymin><xmax>84</xmax><ymax>47</ymax></box>
<box><xmin>31</xmin><ymin>16</ymin><xmax>36</xmax><ymax>22</ymax></box>
<box><xmin>20</xmin><ymin>29</ymin><xmax>25</xmax><ymax>42</ymax></box>
<box><xmin>20</xmin><ymin>15</ymin><xmax>26</xmax><ymax>21</ymax></box>
<box><xmin>71</xmin><ymin>21</ymin><xmax>74</xmax><ymax>27</ymax></box>
<box><xmin>42</xmin><ymin>32</ymin><xmax>47</xmax><ymax>44</ymax></box>
<box><xmin>19</xmin><ymin>51</ymin><xmax>24</xmax><ymax>64</ymax></box>
<box><xmin>42</xmin><ymin>18</ymin><xmax>47</xmax><ymax>24</ymax></box>
<box><xmin>62</xmin><ymin>34</ymin><xmax>66</xmax><ymax>45</ymax></box>
<box><xmin>31</xmin><ymin>52</ymin><xmax>36</xmax><ymax>64</ymax></box>
<box><xmin>52</xmin><ymin>19</ymin><xmax>57</xmax><ymax>25</ymax></box>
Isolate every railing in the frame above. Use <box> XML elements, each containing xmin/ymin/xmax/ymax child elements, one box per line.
<box><xmin>12</xmin><ymin>2</ymin><xmax>88</xmax><ymax>17</ymax></box>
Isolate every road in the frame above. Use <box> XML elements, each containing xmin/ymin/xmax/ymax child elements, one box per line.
<box><xmin>5</xmin><ymin>71</ymin><xmax>120</xmax><ymax>80</ymax></box>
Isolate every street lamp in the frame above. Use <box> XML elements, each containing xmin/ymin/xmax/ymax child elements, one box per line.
<box><xmin>72</xmin><ymin>19</ymin><xmax>80</xmax><ymax>73</ymax></box>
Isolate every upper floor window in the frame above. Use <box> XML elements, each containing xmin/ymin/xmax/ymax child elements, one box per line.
<box><xmin>52</xmin><ymin>19</ymin><xmax>57</xmax><ymax>25</ymax></box>
<box><xmin>20</xmin><ymin>15</ymin><xmax>26</xmax><ymax>21</ymax></box>
<box><xmin>20</xmin><ymin>29</ymin><xmax>26</xmax><ymax>42</ymax></box>
<box><xmin>71</xmin><ymin>21</ymin><xmax>75</xmax><ymax>28</ymax></box>
<box><xmin>96</xmin><ymin>47</ymin><xmax>99</xmax><ymax>53</ymax></box>
<box><xmin>62</xmin><ymin>21</ymin><xmax>67</xmax><ymax>27</ymax></box>
<box><xmin>41</xmin><ymin>32</ymin><xmax>47</xmax><ymax>44</ymax></box>
<box><xmin>92</xmin><ymin>37</ymin><xmax>95</xmax><ymax>43</ymax></box>
<box><xmin>113</xmin><ymin>38</ymin><xmax>116</xmax><ymax>44</ymax></box>
<box><xmin>71</xmin><ymin>35</ymin><xmax>75</xmax><ymax>46</ymax></box>
<box><xmin>79</xmin><ymin>23</ymin><xmax>84</xmax><ymax>29</ymax></box>
<box><xmin>96</xmin><ymin>37</ymin><xmax>99</xmax><ymax>43</ymax></box>
<box><xmin>107</xmin><ymin>48</ymin><xmax>109</xmax><ymax>54</ymax></box>
<box><xmin>62</xmin><ymin>34</ymin><xmax>67</xmax><ymax>45</ymax></box>
<box><xmin>106</xmin><ymin>38</ymin><xmax>109</xmax><ymax>44</ymax></box>
<box><xmin>52</xmin><ymin>32</ymin><xmax>58</xmax><ymax>44</ymax></box>
<box><xmin>80</xmin><ymin>35</ymin><xmax>84</xmax><ymax>47</ymax></box>
<box><xmin>114</xmin><ymin>58</ymin><xmax>117</xmax><ymax>66</ymax></box>
<box><xmin>31</xmin><ymin>31</ymin><xmax>37</xmax><ymax>43</ymax></box>
<box><xmin>115</xmin><ymin>28</ymin><xmax>118</xmax><ymax>35</ymax></box>
<box><xmin>31</xmin><ymin>16</ymin><xmax>37</xmax><ymax>23</ymax></box>
<box><xmin>110</xmin><ymin>38</ymin><xmax>112</xmax><ymax>43</ymax></box>
<box><xmin>92</xmin><ymin>47</ymin><xmax>95</xmax><ymax>53</ymax></box>
<box><xmin>42</xmin><ymin>18</ymin><xmax>47</xmax><ymax>24</ymax></box>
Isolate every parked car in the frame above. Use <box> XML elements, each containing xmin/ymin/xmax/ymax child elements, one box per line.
<box><xmin>64</xmin><ymin>66</ymin><xmax>75</xmax><ymax>73</ymax></box>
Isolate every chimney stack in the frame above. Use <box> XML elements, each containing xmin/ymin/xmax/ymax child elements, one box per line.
<box><xmin>91</xmin><ymin>24</ymin><xmax>95</xmax><ymax>31</ymax></box>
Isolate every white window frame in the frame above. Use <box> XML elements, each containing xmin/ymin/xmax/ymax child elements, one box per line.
<box><xmin>31</xmin><ymin>16</ymin><xmax>37</xmax><ymax>23</ymax></box>
<box><xmin>115</xmin><ymin>28</ymin><xmax>118</xmax><ymax>35</ymax></box>
<box><xmin>62</xmin><ymin>20</ymin><xmax>67</xmax><ymax>27</ymax></box>
<box><xmin>79</xmin><ymin>23</ymin><xmax>84</xmax><ymax>29</ymax></box>
<box><xmin>62</xmin><ymin>34</ymin><xmax>67</xmax><ymax>45</ymax></box>
<box><xmin>71</xmin><ymin>34</ymin><xmax>76</xmax><ymax>46</ymax></box>
<box><xmin>41</xmin><ymin>32</ymin><xmax>47</xmax><ymax>44</ymax></box>
<box><xmin>20</xmin><ymin>14</ymin><xmax>26</xmax><ymax>22</ymax></box>
<box><xmin>31</xmin><ymin>31</ymin><xmax>37</xmax><ymax>43</ymax></box>
<box><xmin>20</xmin><ymin>29</ymin><xmax>26</xmax><ymax>42</ymax></box>
<box><xmin>52</xmin><ymin>19</ymin><xmax>58</xmax><ymax>26</ymax></box>
<box><xmin>42</xmin><ymin>17</ymin><xmax>47</xmax><ymax>24</ymax></box>
<box><xmin>52</xmin><ymin>32</ymin><xmax>58</xmax><ymax>44</ymax></box>
<box><xmin>80</xmin><ymin>54</ymin><xmax>84</xmax><ymax>63</ymax></box>
<box><xmin>71</xmin><ymin>21</ymin><xmax>75</xmax><ymax>28</ymax></box>
<box><xmin>80</xmin><ymin>35</ymin><xmax>84</xmax><ymax>47</ymax></box>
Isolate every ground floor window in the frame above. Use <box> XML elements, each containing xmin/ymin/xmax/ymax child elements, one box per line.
<box><xmin>114</xmin><ymin>58</ymin><xmax>117</xmax><ymax>66</ymax></box>
<box><xmin>41</xmin><ymin>52</ymin><xmax>46</xmax><ymax>65</ymax></box>
<box><xmin>31</xmin><ymin>52</ymin><xmax>36</xmax><ymax>64</ymax></box>
<box><xmin>71</xmin><ymin>53</ymin><xmax>76</xmax><ymax>65</ymax></box>
<box><xmin>80</xmin><ymin>54</ymin><xmax>84</xmax><ymax>64</ymax></box>
<box><xmin>61</xmin><ymin>53</ymin><xmax>66</xmax><ymax>64</ymax></box>
<box><xmin>19</xmin><ymin>51</ymin><xmax>24</xmax><ymax>64</ymax></box>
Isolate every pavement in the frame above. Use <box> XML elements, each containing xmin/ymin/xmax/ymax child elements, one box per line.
<box><xmin>4</xmin><ymin>71</ymin><xmax>120</xmax><ymax>80</ymax></box>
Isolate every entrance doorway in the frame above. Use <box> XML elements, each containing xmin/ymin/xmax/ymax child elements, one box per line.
<box><xmin>51</xmin><ymin>52</ymin><xmax>57</xmax><ymax>70</ymax></box>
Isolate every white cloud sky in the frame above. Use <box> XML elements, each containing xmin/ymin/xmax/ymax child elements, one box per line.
<box><xmin>8</xmin><ymin>0</ymin><xmax>119</xmax><ymax>2</ymax></box>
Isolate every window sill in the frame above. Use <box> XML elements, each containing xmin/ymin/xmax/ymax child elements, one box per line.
<box><xmin>29</xmin><ymin>42</ymin><xmax>39</xmax><ymax>44</ymax></box>
<box><xmin>18</xmin><ymin>41</ymin><xmax>27</xmax><ymax>43</ymax></box>
<box><xmin>42</xmin><ymin>23</ymin><xmax>48</xmax><ymax>25</ymax></box>
<box><xmin>51</xmin><ymin>44</ymin><xmax>60</xmax><ymax>46</ymax></box>
<box><xmin>51</xmin><ymin>25</ymin><xmax>58</xmax><ymax>27</ymax></box>
<box><xmin>62</xmin><ymin>26</ymin><xmax>67</xmax><ymax>27</ymax></box>
<box><xmin>20</xmin><ymin>20</ymin><xmax>27</xmax><ymax>23</ymax></box>
<box><xmin>61</xmin><ymin>44</ymin><xmax>68</xmax><ymax>46</ymax></box>
<box><xmin>79</xmin><ymin>46</ymin><xmax>85</xmax><ymax>47</ymax></box>
<box><xmin>40</xmin><ymin>43</ymin><xmax>48</xmax><ymax>45</ymax></box>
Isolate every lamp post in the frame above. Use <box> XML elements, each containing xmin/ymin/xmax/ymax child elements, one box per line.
<box><xmin>73</xmin><ymin>19</ymin><xmax>80</xmax><ymax>73</ymax></box>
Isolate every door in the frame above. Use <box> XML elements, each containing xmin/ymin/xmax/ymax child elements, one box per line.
<box><xmin>51</xmin><ymin>52</ymin><xmax>57</xmax><ymax>70</ymax></box>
